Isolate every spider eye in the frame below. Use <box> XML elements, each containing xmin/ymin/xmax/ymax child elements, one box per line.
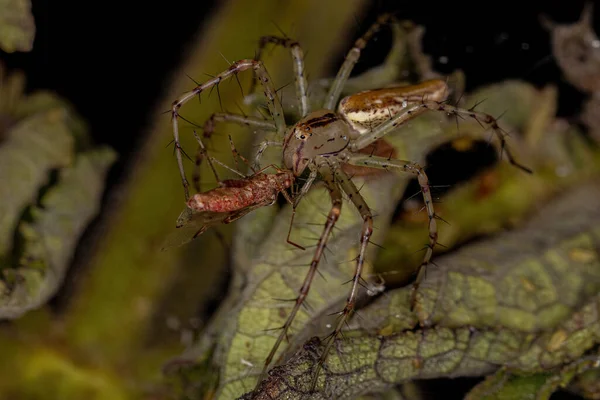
<box><xmin>300</xmin><ymin>135</ymin><xmax>306</xmax><ymax>139</ymax></box>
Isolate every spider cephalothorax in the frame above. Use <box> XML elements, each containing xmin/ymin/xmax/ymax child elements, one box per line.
<box><xmin>283</xmin><ymin>110</ymin><xmax>353</xmax><ymax>175</ymax></box>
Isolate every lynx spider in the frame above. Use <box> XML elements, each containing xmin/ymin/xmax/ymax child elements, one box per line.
<box><xmin>170</xmin><ymin>13</ymin><xmax>531</xmax><ymax>390</ymax></box>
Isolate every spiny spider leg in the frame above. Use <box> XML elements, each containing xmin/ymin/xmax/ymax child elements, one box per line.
<box><xmin>191</xmin><ymin>130</ymin><xmax>292</xmax><ymax>199</ymax></box>
<box><xmin>324</xmin><ymin>13</ymin><xmax>394</xmax><ymax>109</ymax></box>
<box><xmin>191</xmin><ymin>131</ymin><xmax>247</xmax><ymax>190</ymax></box>
<box><xmin>253</xmin><ymin>140</ymin><xmax>282</xmax><ymax>169</ymax></box>
<box><xmin>312</xmin><ymin>165</ymin><xmax>374</xmax><ymax>388</ymax></box>
<box><xmin>171</xmin><ymin>59</ymin><xmax>286</xmax><ymax>200</ymax></box>
<box><xmin>214</xmin><ymin>134</ymin><xmax>290</xmax><ymax>182</ymax></box>
<box><xmin>202</xmin><ymin>113</ymin><xmax>276</xmax><ymax>139</ymax></box>
<box><xmin>292</xmin><ymin>168</ymin><xmax>319</xmax><ymax>208</ymax></box>
<box><xmin>256</xmin><ymin>167</ymin><xmax>342</xmax><ymax>390</ymax></box>
<box><xmin>200</xmin><ymin>113</ymin><xmax>285</xmax><ymax>173</ymax></box>
<box><xmin>227</xmin><ymin>134</ymin><xmax>256</xmax><ymax>174</ymax></box>
<box><xmin>349</xmin><ymin>100</ymin><xmax>532</xmax><ymax>174</ymax></box>
<box><xmin>250</xmin><ymin>36</ymin><xmax>310</xmax><ymax>117</ymax></box>
<box><xmin>191</xmin><ymin>130</ymin><xmax>222</xmax><ymax>192</ymax></box>
<box><xmin>345</xmin><ymin>153</ymin><xmax>436</xmax><ymax>309</ymax></box>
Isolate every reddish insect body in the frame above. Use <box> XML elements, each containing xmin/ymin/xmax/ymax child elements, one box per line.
<box><xmin>163</xmin><ymin>167</ymin><xmax>295</xmax><ymax>251</ymax></box>
<box><xmin>163</xmin><ymin>131</ymin><xmax>296</xmax><ymax>249</ymax></box>
<box><xmin>187</xmin><ymin>171</ymin><xmax>294</xmax><ymax>213</ymax></box>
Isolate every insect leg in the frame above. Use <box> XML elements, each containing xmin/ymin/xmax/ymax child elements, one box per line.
<box><xmin>323</xmin><ymin>13</ymin><xmax>394</xmax><ymax>110</ymax></box>
<box><xmin>256</xmin><ymin>167</ymin><xmax>342</xmax><ymax>389</ymax></box>
<box><xmin>250</xmin><ymin>36</ymin><xmax>310</xmax><ymax>117</ymax></box>
<box><xmin>222</xmin><ymin>201</ymin><xmax>272</xmax><ymax>225</ymax></box>
<box><xmin>345</xmin><ymin>153</ymin><xmax>437</xmax><ymax>309</ymax></box>
<box><xmin>171</xmin><ymin>59</ymin><xmax>285</xmax><ymax>200</ymax></box>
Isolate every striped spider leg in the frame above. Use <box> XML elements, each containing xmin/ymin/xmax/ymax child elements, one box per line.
<box><xmin>170</xmin><ymin>59</ymin><xmax>286</xmax><ymax>201</ymax></box>
<box><xmin>249</xmin><ymin>34</ymin><xmax>310</xmax><ymax>117</ymax></box>
<box><xmin>199</xmin><ymin>30</ymin><xmax>313</xmax><ymax>170</ymax></box>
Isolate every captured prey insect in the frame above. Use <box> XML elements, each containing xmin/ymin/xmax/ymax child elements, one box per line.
<box><xmin>161</xmin><ymin>133</ymin><xmax>297</xmax><ymax>251</ymax></box>
<box><xmin>169</xmin><ymin>13</ymin><xmax>532</xmax><ymax>391</ymax></box>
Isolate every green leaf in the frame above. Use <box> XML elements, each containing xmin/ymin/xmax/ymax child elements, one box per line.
<box><xmin>248</xmin><ymin>181</ymin><xmax>600</xmax><ymax>399</ymax></box>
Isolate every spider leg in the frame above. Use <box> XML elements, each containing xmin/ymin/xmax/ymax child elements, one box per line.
<box><xmin>345</xmin><ymin>153</ymin><xmax>436</xmax><ymax>310</ymax></box>
<box><xmin>323</xmin><ymin>13</ymin><xmax>394</xmax><ymax>110</ymax></box>
<box><xmin>226</xmin><ymin>134</ymin><xmax>256</xmax><ymax>174</ymax></box>
<box><xmin>202</xmin><ymin>113</ymin><xmax>278</xmax><ymax>173</ymax></box>
<box><xmin>318</xmin><ymin>20</ymin><xmax>407</xmax><ymax>95</ymax></box>
<box><xmin>253</xmin><ymin>140</ymin><xmax>282</xmax><ymax>169</ymax></box>
<box><xmin>203</xmin><ymin>113</ymin><xmax>276</xmax><ymax>139</ymax></box>
<box><xmin>171</xmin><ymin>59</ymin><xmax>286</xmax><ymax>200</ymax></box>
<box><xmin>191</xmin><ymin>131</ymin><xmax>252</xmax><ymax>193</ymax></box>
<box><xmin>191</xmin><ymin>131</ymin><xmax>222</xmax><ymax>192</ymax></box>
<box><xmin>250</xmin><ymin>36</ymin><xmax>310</xmax><ymax>117</ymax></box>
<box><xmin>436</xmin><ymin>102</ymin><xmax>532</xmax><ymax>173</ymax></box>
<box><xmin>312</xmin><ymin>165</ymin><xmax>374</xmax><ymax>389</ymax></box>
<box><xmin>256</xmin><ymin>166</ymin><xmax>342</xmax><ymax>390</ymax></box>
<box><xmin>292</xmin><ymin>166</ymin><xmax>319</xmax><ymax>209</ymax></box>
<box><xmin>349</xmin><ymin>100</ymin><xmax>531</xmax><ymax>174</ymax></box>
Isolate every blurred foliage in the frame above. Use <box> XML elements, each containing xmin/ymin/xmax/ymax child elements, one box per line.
<box><xmin>542</xmin><ymin>3</ymin><xmax>600</xmax><ymax>145</ymax></box>
<box><xmin>0</xmin><ymin>0</ymin><xmax>35</xmax><ymax>52</ymax></box>
<box><xmin>0</xmin><ymin>63</ymin><xmax>116</xmax><ymax>318</ymax></box>
<box><xmin>542</xmin><ymin>3</ymin><xmax>600</xmax><ymax>94</ymax></box>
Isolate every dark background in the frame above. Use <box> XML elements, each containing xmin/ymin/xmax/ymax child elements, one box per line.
<box><xmin>2</xmin><ymin>0</ymin><xmax>596</xmax><ymax>162</ymax></box>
